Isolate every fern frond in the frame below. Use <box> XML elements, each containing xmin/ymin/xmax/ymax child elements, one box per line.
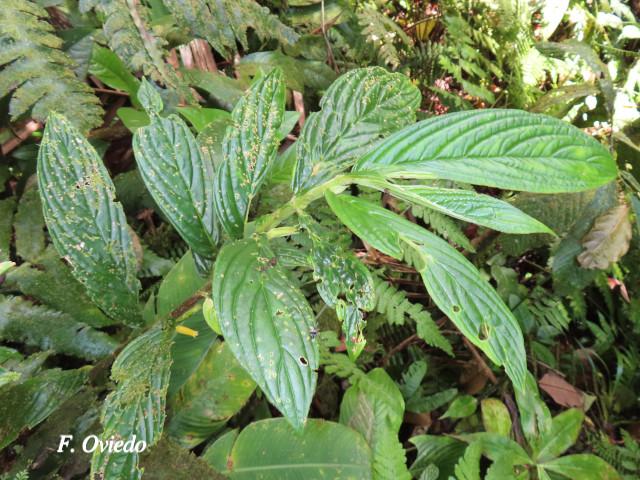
<box><xmin>0</xmin><ymin>0</ymin><xmax>102</xmax><ymax>132</ymax></box>
<box><xmin>528</xmin><ymin>288</ymin><xmax>572</xmax><ymax>332</ymax></box>
<box><xmin>410</xmin><ymin>204</ymin><xmax>475</xmax><ymax>252</ymax></box>
<box><xmin>373</xmin><ymin>275</ymin><xmax>452</xmax><ymax>355</ymax></box>
<box><xmin>356</xmin><ymin>7</ymin><xmax>412</xmax><ymax>69</ymax></box>
<box><xmin>85</xmin><ymin>0</ymin><xmax>192</xmax><ymax>101</ymax></box>
<box><xmin>163</xmin><ymin>0</ymin><xmax>298</xmax><ymax>58</ymax></box>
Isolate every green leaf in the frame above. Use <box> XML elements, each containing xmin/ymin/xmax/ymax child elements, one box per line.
<box><xmin>406</xmin><ymin>388</ymin><xmax>458</xmax><ymax>414</ymax></box>
<box><xmin>481</xmin><ymin>398</ymin><xmax>512</xmax><ymax>437</ymax></box>
<box><xmin>340</xmin><ymin>369</ymin><xmax>411</xmax><ymax>480</ymax></box>
<box><xmin>133</xmin><ymin>107</ymin><xmax>218</xmax><ymax>259</ymax></box>
<box><xmin>182</xmin><ymin>69</ymin><xmax>246</xmax><ymax>111</ymax></box>
<box><xmin>441</xmin><ymin>395</ymin><xmax>477</xmax><ymax>419</ymax></box>
<box><xmin>0</xmin><ymin>367</ymin><xmax>89</xmax><ymax>449</ymax></box>
<box><xmin>168</xmin><ymin>341</ymin><xmax>255</xmax><ymax>448</ymax></box>
<box><xmin>0</xmin><ymin>296</ymin><xmax>117</xmax><ymax>361</ymax></box>
<box><xmin>214</xmin><ymin>69</ymin><xmax>285</xmax><ymax>238</ymax></box>
<box><xmin>326</xmin><ymin>192</ymin><xmax>528</xmax><ymax>391</ymax></box>
<box><xmin>117</xmin><ymin>107</ymin><xmax>150</xmax><ymax>132</ymax></box>
<box><xmin>202</xmin><ymin>429</ymin><xmax>239</xmax><ymax>472</ymax></box>
<box><xmin>354</xmin><ymin>109</ymin><xmax>617</xmax><ymax>193</ymax></box>
<box><xmin>0</xmin><ymin>198</ymin><xmax>15</xmax><ymax>261</ymax></box>
<box><xmin>381</xmin><ymin>183</ymin><xmax>553</xmax><ymax>234</ymax></box>
<box><xmin>293</xmin><ymin>67</ymin><xmax>420</xmax><ymax>192</ymax></box>
<box><xmin>14</xmin><ymin>178</ymin><xmax>45</xmax><ymax>261</ymax></box>
<box><xmin>534</xmin><ymin>409</ymin><xmax>584</xmax><ymax>462</ymax></box>
<box><xmin>221</xmin><ymin>418</ymin><xmax>373</xmax><ymax>479</ymax></box>
<box><xmin>409</xmin><ymin>435</ymin><xmax>466</xmax><ymax>479</ymax></box>
<box><xmin>177</xmin><ymin>106</ymin><xmax>230</xmax><ymax>133</ymax></box>
<box><xmin>212</xmin><ymin>237</ymin><xmax>318</xmax><ymax>430</ymax></box>
<box><xmin>89</xmin><ymin>45</ymin><xmax>141</xmax><ymax>103</ymax></box>
<box><xmin>91</xmin><ymin>328</ymin><xmax>173</xmax><ymax>480</ymax></box>
<box><xmin>541</xmin><ymin>454</ymin><xmax>621</xmax><ymax>480</ymax></box>
<box><xmin>0</xmin><ymin>262</ymin><xmax>14</xmax><ymax>277</ymax></box>
<box><xmin>454</xmin><ymin>443</ymin><xmax>482</xmax><ymax>480</ymax></box>
<box><xmin>301</xmin><ymin>215</ymin><xmax>375</xmax><ymax>359</ymax></box>
<box><xmin>6</xmin><ymin>246</ymin><xmax>113</xmax><ymax>328</ymax></box>
<box><xmin>37</xmin><ymin>113</ymin><xmax>141</xmax><ymax>325</ymax></box>
<box><xmin>457</xmin><ymin>433</ymin><xmax>533</xmax><ymax>466</ymax></box>
<box><xmin>137</xmin><ymin>78</ymin><xmax>163</xmax><ymax>115</ymax></box>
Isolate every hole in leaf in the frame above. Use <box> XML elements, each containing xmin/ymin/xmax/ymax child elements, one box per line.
<box><xmin>299</xmin><ymin>356</ymin><xmax>308</xmax><ymax>366</ymax></box>
<box><xmin>479</xmin><ymin>323</ymin><xmax>490</xmax><ymax>341</ymax></box>
<box><xmin>452</xmin><ymin>305</ymin><xmax>461</xmax><ymax>313</ymax></box>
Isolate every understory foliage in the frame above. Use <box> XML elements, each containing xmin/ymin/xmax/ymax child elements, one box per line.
<box><xmin>0</xmin><ymin>1</ymin><xmax>639</xmax><ymax>479</ymax></box>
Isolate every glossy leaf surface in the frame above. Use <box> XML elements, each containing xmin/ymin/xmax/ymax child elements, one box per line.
<box><xmin>326</xmin><ymin>192</ymin><xmax>528</xmax><ymax>391</ymax></box>
<box><xmin>212</xmin><ymin>237</ymin><xmax>318</xmax><ymax>429</ymax></box>
<box><xmin>37</xmin><ymin>113</ymin><xmax>141</xmax><ymax>325</ymax></box>
<box><xmin>354</xmin><ymin>109</ymin><xmax>616</xmax><ymax>193</ymax></box>
<box><xmin>292</xmin><ymin>67</ymin><xmax>420</xmax><ymax>192</ymax></box>
<box><xmin>214</xmin><ymin>69</ymin><xmax>285</xmax><ymax>237</ymax></box>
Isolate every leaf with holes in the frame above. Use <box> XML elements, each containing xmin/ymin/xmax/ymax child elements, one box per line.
<box><xmin>301</xmin><ymin>215</ymin><xmax>375</xmax><ymax>359</ymax></box>
<box><xmin>212</xmin><ymin>237</ymin><xmax>318</xmax><ymax>430</ymax></box>
<box><xmin>326</xmin><ymin>192</ymin><xmax>528</xmax><ymax>391</ymax></box>
<box><xmin>37</xmin><ymin>113</ymin><xmax>141</xmax><ymax>325</ymax></box>
<box><xmin>91</xmin><ymin>328</ymin><xmax>173</xmax><ymax>480</ymax></box>
<box><xmin>214</xmin><ymin>69</ymin><xmax>285</xmax><ymax>238</ymax></box>
<box><xmin>292</xmin><ymin>67</ymin><xmax>420</xmax><ymax>192</ymax></box>
<box><xmin>133</xmin><ymin>82</ymin><xmax>218</xmax><ymax>259</ymax></box>
<box><xmin>354</xmin><ymin>109</ymin><xmax>616</xmax><ymax>193</ymax></box>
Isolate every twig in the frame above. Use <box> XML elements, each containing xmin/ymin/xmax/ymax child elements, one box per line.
<box><xmin>1</xmin><ymin>120</ymin><xmax>41</xmax><ymax>156</ymax></box>
<box><xmin>463</xmin><ymin>337</ymin><xmax>498</xmax><ymax>385</ymax></box>
<box><xmin>382</xmin><ymin>333</ymin><xmax>419</xmax><ymax>365</ymax></box>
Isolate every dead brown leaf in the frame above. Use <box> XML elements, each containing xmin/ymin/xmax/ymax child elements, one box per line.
<box><xmin>539</xmin><ymin>372</ymin><xmax>585</xmax><ymax>409</ymax></box>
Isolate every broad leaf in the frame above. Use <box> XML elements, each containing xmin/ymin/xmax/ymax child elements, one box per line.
<box><xmin>133</xmin><ymin>85</ymin><xmax>218</xmax><ymax>259</ymax></box>
<box><xmin>214</xmin><ymin>69</ymin><xmax>285</xmax><ymax>237</ymax></box>
<box><xmin>541</xmin><ymin>454</ymin><xmax>621</xmax><ymax>480</ymax></box>
<box><xmin>456</xmin><ymin>433</ymin><xmax>533</xmax><ymax>466</ymax></box>
<box><xmin>168</xmin><ymin>341</ymin><xmax>255</xmax><ymax>448</ymax></box>
<box><xmin>481</xmin><ymin>398</ymin><xmax>512</xmax><ymax>437</ymax></box>
<box><xmin>0</xmin><ymin>367</ymin><xmax>89</xmax><ymax>449</ymax></box>
<box><xmin>14</xmin><ymin>178</ymin><xmax>45</xmax><ymax>261</ymax></box>
<box><xmin>326</xmin><ymin>192</ymin><xmax>528</xmax><ymax>391</ymax></box>
<box><xmin>37</xmin><ymin>113</ymin><xmax>141</xmax><ymax>325</ymax></box>
<box><xmin>340</xmin><ymin>369</ymin><xmax>411</xmax><ymax>480</ymax></box>
<box><xmin>292</xmin><ymin>67</ymin><xmax>420</xmax><ymax>192</ymax></box>
<box><xmin>0</xmin><ymin>296</ymin><xmax>117</xmax><ymax>361</ymax></box>
<box><xmin>91</xmin><ymin>328</ymin><xmax>173</xmax><ymax>480</ymax></box>
<box><xmin>381</xmin><ymin>183</ymin><xmax>553</xmax><ymax>234</ymax></box>
<box><xmin>212</xmin><ymin>237</ymin><xmax>318</xmax><ymax>430</ymax></box>
<box><xmin>354</xmin><ymin>109</ymin><xmax>616</xmax><ymax>193</ymax></box>
<box><xmin>89</xmin><ymin>45</ymin><xmax>141</xmax><ymax>103</ymax></box>
<box><xmin>441</xmin><ymin>395</ymin><xmax>477</xmax><ymax>419</ymax></box>
<box><xmin>577</xmin><ymin>203</ymin><xmax>632</xmax><ymax>269</ymax></box>
<box><xmin>301</xmin><ymin>215</ymin><xmax>375</xmax><ymax>359</ymax></box>
<box><xmin>409</xmin><ymin>435</ymin><xmax>467</xmax><ymax>479</ymax></box>
<box><xmin>221</xmin><ymin>418</ymin><xmax>373</xmax><ymax>479</ymax></box>
<box><xmin>534</xmin><ymin>409</ymin><xmax>584</xmax><ymax>462</ymax></box>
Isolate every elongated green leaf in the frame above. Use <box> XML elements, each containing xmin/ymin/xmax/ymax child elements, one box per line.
<box><xmin>0</xmin><ymin>367</ymin><xmax>89</xmax><ymax>449</ymax></box>
<box><xmin>441</xmin><ymin>395</ymin><xmax>477</xmax><ymax>419</ymax></box>
<box><xmin>534</xmin><ymin>409</ymin><xmax>584</xmax><ymax>462</ymax></box>
<box><xmin>37</xmin><ymin>113</ymin><xmax>141</xmax><ymax>325</ymax></box>
<box><xmin>222</xmin><ymin>418</ymin><xmax>373</xmax><ymax>479</ymax></box>
<box><xmin>89</xmin><ymin>45</ymin><xmax>141</xmax><ymax>103</ymax></box>
<box><xmin>293</xmin><ymin>67</ymin><xmax>420</xmax><ymax>192</ymax></box>
<box><xmin>410</xmin><ymin>435</ymin><xmax>466</xmax><ymax>479</ymax></box>
<box><xmin>326</xmin><ymin>192</ymin><xmax>528</xmax><ymax>391</ymax></box>
<box><xmin>456</xmin><ymin>433</ymin><xmax>533</xmax><ymax>466</ymax></box>
<box><xmin>541</xmin><ymin>454</ymin><xmax>621</xmax><ymax>480</ymax></box>
<box><xmin>382</xmin><ymin>183</ymin><xmax>553</xmax><ymax>234</ymax></box>
<box><xmin>14</xmin><ymin>178</ymin><xmax>45</xmax><ymax>261</ymax></box>
<box><xmin>91</xmin><ymin>328</ymin><xmax>173</xmax><ymax>480</ymax></box>
<box><xmin>214</xmin><ymin>69</ymin><xmax>285</xmax><ymax>238</ymax></box>
<box><xmin>7</xmin><ymin>246</ymin><xmax>113</xmax><ymax>328</ymax></box>
<box><xmin>133</xmin><ymin>86</ymin><xmax>218</xmax><ymax>258</ymax></box>
<box><xmin>301</xmin><ymin>215</ymin><xmax>375</xmax><ymax>359</ymax></box>
<box><xmin>354</xmin><ymin>109</ymin><xmax>616</xmax><ymax>193</ymax></box>
<box><xmin>0</xmin><ymin>296</ymin><xmax>117</xmax><ymax>361</ymax></box>
<box><xmin>340</xmin><ymin>369</ymin><xmax>411</xmax><ymax>480</ymax></box>
<box><xmin>168</xmin><ymin>341</ymin><xmax>255</xmax><ymax>448</ymax></box>
<box><xmin>481</xmin><ymin>398</ymin><xmax>512</xmax><ymax>437</ymax></box>
<box><xmin>213</xmin><ymin>237</ymin><xmax>318</xmax><ymax>430</ymax></box>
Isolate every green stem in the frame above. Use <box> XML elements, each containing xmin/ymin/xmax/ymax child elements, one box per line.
<box><xmin>254</xmin><ymin>175</ymin><xmax>353</xmax><ymax>233</ymax></box>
